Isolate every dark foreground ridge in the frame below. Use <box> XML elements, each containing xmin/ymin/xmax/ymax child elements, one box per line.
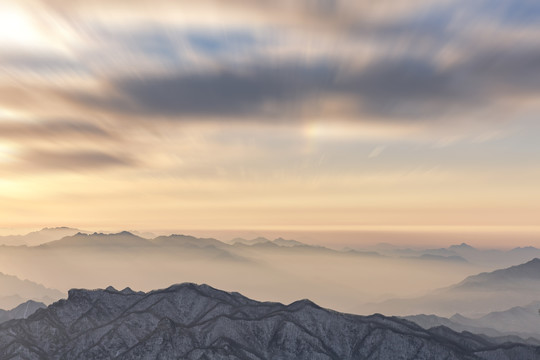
<box><xmin>0</xmin><ymin>283</ymin><xmax>538</xmax><ymax>360</ymax></box>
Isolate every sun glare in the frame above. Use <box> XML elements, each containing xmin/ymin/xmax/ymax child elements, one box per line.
<box><xmin>0</xmin><ymin>4</ymin><xmax>45</xmax><ymax>47</ymax></box>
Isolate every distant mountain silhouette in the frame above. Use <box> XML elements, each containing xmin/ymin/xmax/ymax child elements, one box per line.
<box><xmin>362</xmin><ymin>242</ymin><xmax>540</xmax><ymax>268</ymax></box>
<box><xmin>404</xmin><ymin>312</ymin><xmax>540</xmax><ymax>344</ymax></box>
<box><xmin>454</xmin><ymin>258</ymin><xmax>540</xmax><ymax>290</ymax></box>
<box><xmin>366</xmin><ymin>258</ymin><xmax>540</xmax><ymax>316</ymax></box>
<box><xmin>272</xmin><ymin>237</ymin><xmax>304</xmax><ymax>247</ymax></box>
<box><xmin>231</xmin><ymin>236</ymin><xmax>271</xmax><ymax>245</ymax></box>
<box><xmin>0</xmin><ymin>273</ymin><xmax>64</xmax><ymax>309</ymax></box>
<box><xmin>403</xmin><ymin>314</ymin><xmax>507</xmax><ymax>338</ymax></box>
<box><xmin>401</xmin><ymin>254</ymin><xmax>468</xmax><ymax>263</ymax></box>
<box><xmin>449</xmin><ymin>300</ymin><xmax>540</xmax><ymax>337</ymax></box>
<box><xmin>43</xmin><ymin>231</ymin><xmax>151</xmax><ymax>248</ymax></box>
<box><xmin>25</xmin><ymin>231</ymin><xmax>380</xmax><ymax>260</ymax></box>
<box><xmin>232</xmin><ymin>237</ymin><xmax>308</xmax><ymax>247</ymax></box>
<box><xmin>0</xmin><ymin>283</ymin><xmax>538</xmax><ymax>359</ymax></box>
<box><xmin>152</xmin><ymin>234</ymin><xmax>227</xmax><ymax>248</ymax></box>
<box><xmin>0</xmin><ymin>227</ymin><xmax>82</xmax><ymax>246</ymax></box>
<box><xmin>44</xmin><ymin>232</ymin><xmax>321</xmax><ymax>252</ymax></box>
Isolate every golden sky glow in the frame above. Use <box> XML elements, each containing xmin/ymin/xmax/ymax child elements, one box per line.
<box><xmin>1</xmin><ymin>0</ymin><xmax>540</xmax><ymax>245</ymax></box>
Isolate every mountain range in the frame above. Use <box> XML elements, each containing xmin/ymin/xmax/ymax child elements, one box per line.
<box><xmin>0</xmin><ymin>227</ymin><xmax>82</xmax><ymax>246</ymax></box>
<box><xmin>2</xmin><ymin>228</ymin><xmax>539</xmax><ymax>317</ymax></box>
<box><xmin>0</xmin><ymin>272</ymin><xmax>64</xmax><ymax>309</ymax></box>
<box><xmin>405</xmin><ymin>300</ymin><xmax>540</xmax><ymax>341</ymax></box>
<box><xmin>5</xmin><ymin>228</ymin><xmax>540</xmax><ymax>268</ymax></box>
<box><xmin>0</xmin><ymin>283</ymin><xmax>538</xmax><ymax>360</ymax></box>
<box><xmin>362</xmin><ymin>242</ymin><xmax>540</xmax><ymax>268</ymax></box>
<box><xmin>367</xmin><ymin>258</ymin><xmax>540</xmax><ymax>316</ymax></box>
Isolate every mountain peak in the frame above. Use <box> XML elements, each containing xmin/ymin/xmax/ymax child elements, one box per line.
<box><xmin>449</xmin><ymin>242</ymin><xmax>475</xmax><ymax>250</ymax></box>
<box><xmin>44</xmin><ymin>231</ymin><xmax>151</xmax><ymax>248</ymax></box>
<box><xmin>41</xmin><ymin>226</ymin><xmax>77</xmax><ymax>231</ymax></box>
<box><xmin>272</xmin><ymin>237</ymin><xmax>305</xmax><ymax>247</ymax></box>
<box><xmin>522</xmin><ymin>257</ymin><xmax>540</xmax><ymax>267</ymax></box>
<box><xmin>458</xmin><ymin>257</ymin><xmax>540</xmax><ymax>289</ymax></box>
<box><xmin>231</xmin><ymin>237</ymin><xmax>271</xmax><ymax>246</ymax></box>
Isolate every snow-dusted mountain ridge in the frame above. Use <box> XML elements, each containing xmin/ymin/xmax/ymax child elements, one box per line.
<box><xmin>0</xmin><ymin>283</ymin><xmax>539</xmax><ymax>359</ymax></box>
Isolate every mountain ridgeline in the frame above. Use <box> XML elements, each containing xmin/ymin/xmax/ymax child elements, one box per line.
<box><xmin>0</xmin><ymin>300</ymin><xmax>45</xmax><ymax>324</ymax></box>
<box><xmin>1</xmin><ymin>283</ymin><xmax>539</xmax><ymax>360</ymax></box>
<box><xmin>0</xmin><ymin>272</ymin><xmax>64</xmax><ymax>310</ymax></box>
<box><xmin>364</xmin><ymin>257</ymin><xmax>540</xmax><ymax>316</ymax></box>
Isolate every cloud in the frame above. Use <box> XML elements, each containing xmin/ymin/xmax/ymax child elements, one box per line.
<box><xmin>15</xmin><ymin>149</ymin><xmax>137</xmax><ymax>172</ymax></box>
<box><xmin>3</xmin><ymin>0</ymin><xmax>540</xmax><ymax>132</ymax></box>
<box><xmin>54</xmin><ymin>43</ymin><xmax>540</xmax><ymax>124</ymax></box>
<box><xmin>0</xmin><ymin>120</ymin><xmax>114</xmax><ymax>140</ymax></box>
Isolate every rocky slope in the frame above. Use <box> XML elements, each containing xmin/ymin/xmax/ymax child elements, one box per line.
<box><xmin>0</xmin><ymin>283</ymin><xmax>539</xmax><ymax>359</ymax></box>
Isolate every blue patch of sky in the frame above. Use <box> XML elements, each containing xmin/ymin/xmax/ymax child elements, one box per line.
<box><xmin>479</xmin><ymin>0</ymin><xmax>540</xmax><ymax>26</ymax></box>
<box><xmin>186</xmin><ymin>30</ymin><xmax>260</xmax><ymax>55</ymax></box>
<box><xmin>119</xmin><ymin>28</ymin><xmax>182</xmax><ymax>67</ymax></box>
<box><xmin>111</xmin><ymin>27</ymin><xmax>268</xmax><ymax>69</ymax></box>
<box><xmin>135</xmin><ymin>31</ymin><xmax>179</xmax><ymax>62</ymax></box>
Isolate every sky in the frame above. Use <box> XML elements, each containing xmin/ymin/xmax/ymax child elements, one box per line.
<box><xmin>1</xmin><ymin>0</ymin><xmax>540</xmax><ymax>244</ymax></box>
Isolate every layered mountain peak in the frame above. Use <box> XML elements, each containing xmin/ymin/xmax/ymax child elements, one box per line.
<box><xmin>231</xmin><ymin>236</ymin><xmax>271</xmax><ymax>245</ymax></box>
<box><xmin>103</xmin><ymin>286</ymin><xmax>140</xmax><ymax>295</ymax></box>
<box><xmin>41</xmin><ymin>226</ymin><xmax>78</xmax><ymax>231</ymax></box>
<box><xmin>44</xmin><ymin>231</ymin><xmax>151</xmax><ymax>247</ymax></box>
<box><xmin>152</xmin><ymin>234</ymin><xmax>226</xmax><ymax>248</ymax></box>
<box><xmin>449</xmin><ymin>243</ymin><xmax>476</xmax><ymax>251</ymax></box>
<box><xmin>0</xmin><ymin>227</ymin><xmax>82</xmax><ymax>246</ymax></box>
<box><xmin>116</xmin><ymin>230</ymin><xmax>136</xmax><ymax>236</ymax></box>
<box><xmin>273</xmin><ymin>237</ymin><xmax>305</xmax><ymax>247</ymax></box>
<box><xmin>460</xmin><ymin>257</ymin><xmax>540</xmax><ymax>286</ymax></box>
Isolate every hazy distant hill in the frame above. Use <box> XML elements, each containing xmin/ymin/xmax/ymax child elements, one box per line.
<box><xmin>152</xmin><ymin>234</ymin><xmax>228</xmax><ymax>248</ymax></box>
<box><xmin>231</xmin><ymin>236</ymin><xmax>272</xmax><ymax>245</ymax></box>
<box><xmin>403</xmin><ymin>314</ymin><xmax>507</xmax><ymax>338</ymax></box>
<box><xmin>43</xmin><ymin>231</ymin><xmax>152</xmax><ymax>248</ymax></box>
<box><xmin>455</xmin><ymin>258</ymin><xmax>540</xmax><ymax>290</ymax></box>
<box><xmin>0</xmin><ymin>230</ymin><xmax>483</xmax><ymax>314</ymax></box>
<box><xmin>40</xmin><ymin>231</ymin><xmax>250</xmax><ymax>263</ymax></box>
<box><xmin>0</xmin><ymin>273</ymin><xmax>64</xmax><ymax>309</ymax></box>
<box><xmin>0</xmin><ymin>300</ymin><xmax>46</xmax><ymax>323</ymax></box>
<box><xmin>232</xmin><ymin>236</ymin><xmax>306</xmax><ymax>247</ymax></box>
<box><xmin>231</xmin><ymin>237</ymin><xmax>380</xmax><ymax>257</ymax></box>
<box><xmin>0</xmin><ymin>227</ymin><xmax>82</xmax><ymax>246</ymax></box>
<box><xmin>404</xmin><ymin>313</ymin><xmax>540</xmax><ymax>344</ymax></box>
<box><xmin>41</xmin><ymin>231</ymin><xmax>378</xmax><ymax>260</ymax></box>
<box><xmin>0</xmin><ymin>283</ymin><xmax>538</xmax><ymax>359</ymax></box>
<box><xmin>401</xmin><ymin>254</ymin><xmax>468</xmax><ymax>263</ymax></box>
<box><xmin>366</xmin><ymin>258</ymin><xmax>540</xmax><ymax>316</ymax></box>
<box><xmin>46</xmin><ymin>232</ymin><xmax>318</xmax><ymax>252</ymax></box>
<box><xmin>364</xmin><ymin>242</ymin><xmax>540</xmax><ymax>268</ymax></box>
<box><xmin>449</xmin><ymin>301</ymin><xmax>540</xmax><ymax>338</ymax></box>
<box><xmin>272</xmin><ymin>237</ymin><xmax>305</xmax><ymax>247</ymax></box>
